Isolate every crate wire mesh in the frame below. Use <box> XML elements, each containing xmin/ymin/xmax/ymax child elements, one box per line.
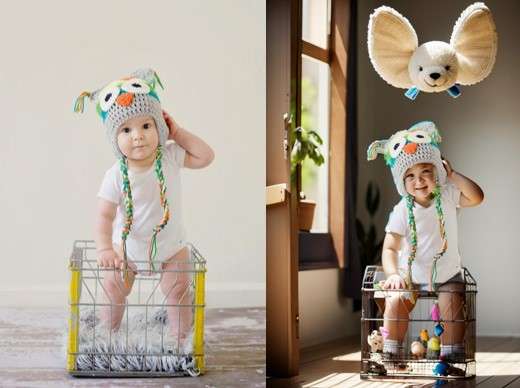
<box><xmin>361</xmin><ymin>265</ymin><xmax>477</xmax><ymax>380</ymax></box>
<box><xmin>67</xmin><ymin>240</ymin><xmax>206</xmax><ymax>377</ymax></box>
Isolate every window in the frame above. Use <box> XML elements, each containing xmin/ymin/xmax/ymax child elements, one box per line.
<box><xmin>298</xmin><ymin>0</ymin><xmax>350</xmax><ymax>270</ymax></box>
<box><xmin>300</xmin><ymin>0</ymin><xmax>331</xmax><ymax>233</ymax></box>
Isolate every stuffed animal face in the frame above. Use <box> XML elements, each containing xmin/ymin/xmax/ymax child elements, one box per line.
<box><xmin>368</xmin><ymin>2</ymin><xmax>497</xmax><ymax>99</ymax></box>
<box><xmin>409</xmin><ymin>42</ymin><xmax>458</xmax><ymax>93</ymax></box>
<box><xmin>367</xmin><ymin>330</ymin><xmax>384</xmax><ymax>352</ymax></box>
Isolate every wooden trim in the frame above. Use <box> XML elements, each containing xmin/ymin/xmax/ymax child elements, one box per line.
<box><xmin>328</xmin><ymin>0</ymin><xmax>349</xmax><ymax>269</ymax></box>
<box><xmin>301</xmin><ymin>40</ymin><xmax>330</xmax><ymax>63</ymax></box>
<box><xmin>266</xmin><ymin>184</ymin><xmax>288</xmax><ymax>206</ymax></box>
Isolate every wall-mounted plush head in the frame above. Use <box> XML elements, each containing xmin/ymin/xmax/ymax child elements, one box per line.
<box><xmin>367</xmin><ymin>121</ymin><xmax>446</xmax><ymax>196</ymax></box>
<box><xmin>368</xmin><ymin>2</ymin><xmax>497</xmax><ymax>100</ymax></box>
<box><xmin>74</xmin><ymin>68</ymin><xmax>169</xmax><ymax>158</ymax></box>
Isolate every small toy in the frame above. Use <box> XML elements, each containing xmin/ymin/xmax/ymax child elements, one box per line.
<box><xmin>367</xmin><ymin>3</ymin><xmax>497</xmax><ymax>100</ymax></box>
<box><xmin>367</xmin><ymin>360</ymin><xmax>387</xmax><ymax>375</ymax></box>
<box><xmin>419</xmin><ymin>329</ymin><xmax>429</xmax><ymax>346</ymax></box>
<box><xmin>433</xmin><ymin>360</ymin><xmax>449</xmax><ymax>376</ymax></box>
<box><xmin>379</xmin><ymin>326</ymin><xmax>390</xmax><ymax>340</ymax></box>
<box><xmin>431</xmin><ymin>302</ymin><xmax>441</xmax><ymax>322</ymax></box>
<box><xmin>410</xmin><ymin>341</ymin><xmax>426</xmax><ymax>358</ymax></box>
<box><xmin>367</xmin><ymin>330</ymin><xmax>384</xmax><ymax>353</ymax></box>
<box><xmin>434</xmin><ymin>322</ymin><xmax>445</xmax><ymax>337</ymax></box>
<box><xmin>427</xmin><ymin>336</ymin><xmax>441</xmax><ymax>359</ymax></box>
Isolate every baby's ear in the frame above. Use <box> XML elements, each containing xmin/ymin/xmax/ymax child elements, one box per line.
<box><xmin>367</xmin><ymin>140</ymin><xmax>388</xmax><ymax>161</ymax></box>
<box><xmin>450</xmin><ymin>2</ymin><xmax>497</xmax><ymax>86</ymax></box>
<box><xmin>368</xmin><ymin>6</ymin><xmax>418</xmax><ymax>89</ymax></box>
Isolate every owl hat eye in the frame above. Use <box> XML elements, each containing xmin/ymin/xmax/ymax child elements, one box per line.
<box><xmin>387</xmin><ymin>132</ymin><xmax>407</xmax><ymax>159</ymax></box>
<box><xmin>121</xmin><ymin>78</ymin><xmax>151</xmax><ymax>94</ymax></box>
<box><xmin>98</xmin><ymin>84</ymin><xmax>121</xmax><ymax>112</ymax></box>
<box><xmin>406</xmin><ymin>129</ymin><xmax>431</xmax><ymax>144</ymax></box>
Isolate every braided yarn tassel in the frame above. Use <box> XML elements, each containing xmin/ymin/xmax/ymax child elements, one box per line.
<box><xmin>405</xmin><ymin>194</ymin><xmax>417</xmax><ymax>289</ymax></box>
<box><xmin>119</xmin><ymin>157</ymin><xmax>134</xmax><ymax>288</ymax></box>
<box><xmin>148</xmin><ymin>146</ymin><xmax>170</xmax><ymax>272</ymax></box>
<box><xmin>429</xmin><ymin>185</ymin><xmax>448</xmax><ymax>291</ymax></box>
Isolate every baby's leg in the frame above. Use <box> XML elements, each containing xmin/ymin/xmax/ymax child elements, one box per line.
<box><xmin>438</xmin><ymin>282</ymin><xmax>465</xmax><ymax>346</ymax></box>
<box><xmin>100</xmin><ymin>245</ymin><xmax>136</xmax><ymax>330</ymax></box>
<box><xmin>383</xmin><ymin>292</ymin><xmax>413</xmax><ymax>342</ymax></box>
<box><xmin>160</xmin><ymin>247</ymin><xmax>193</xmax><ymax>344</ymax></box>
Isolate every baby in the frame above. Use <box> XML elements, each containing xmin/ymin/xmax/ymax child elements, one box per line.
<box><xmin>367</xmin><ymin>121</ymin><xmax>483</xmax><ymax>364</ymax></box>
<box><xmin>75</xmin><ymin>68</ymin><xmax>214</xmax><ymax>351</ymax></box>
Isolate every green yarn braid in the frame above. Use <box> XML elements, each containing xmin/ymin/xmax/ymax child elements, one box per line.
<box><xmin>148</xmin><ymin>146</ymin><xmax>170</xmax><ymax>272</ymax></box>
<box><xmin>405</xmin><ymin>194</ymin><xmax>417</xmax><ymax>288</ymax></box>
<box><xmin>119</xmin><ymin>157</ymin><xmax>134</xmax><ymax>286</ymax></box>
<box><xmin>405</xmin><ymin>185</ymin><xmax>448</xmax><ymax>291</ymax></box>
<box><xmin>430</xmin><ymin>185</ymin><xmax>447</xmax><ymax>291</ymax></box>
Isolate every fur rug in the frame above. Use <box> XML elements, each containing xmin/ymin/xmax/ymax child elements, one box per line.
<box><xmin>74</xmin><ymin>308</ymin><xmax>198</xmax><ymax>376</ymax></box>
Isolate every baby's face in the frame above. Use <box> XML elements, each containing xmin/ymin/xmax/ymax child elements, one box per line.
<box><xmin>116</xmin><ymin>115</ymin><xmax>159</xmax><ymax>162</ymax></box>
<box><xmin>404</xmin><ymin>163</ymin><xmax>436</xmax><ymax>200</ymax></box>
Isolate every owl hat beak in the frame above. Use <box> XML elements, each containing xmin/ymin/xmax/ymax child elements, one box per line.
<box><xmin>116</xmin><ymin>92</ymin><xmax>134</xmax><ymax>107</ymax></box>
<box><xmin>404</xmin><ymin>142</ymin><xmax>418</xmax><ymax>154</ymax></box>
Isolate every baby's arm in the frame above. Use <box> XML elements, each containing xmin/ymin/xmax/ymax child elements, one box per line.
<box><xmin>442</xmin><ymin>159</ymin><xmax>484</xmax><ymax>207</ymax></box>
<box><xmin>163</xmin><ymin>111</ymin><xmax>215</xmax><ymax>169</ymax></box>
<box><xmin>95</xmin><ymin>198</ymin><xmax>121</xmax><ymax>268</ymax></box>
<box><xmin>382</xmin><ymin>232</ymin><xmax>407</xmax><ymax>289</ymax></box>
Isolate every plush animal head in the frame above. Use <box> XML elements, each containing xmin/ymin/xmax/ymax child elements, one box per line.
<box><xmin>367</xmin><ymin>121</ymin><xmax>446</xmax><ymax>196</ymax></box>
<box><xmin>368</xmin><ymin>2</ymin><xmax>497</xmax><ymax>99</ymax></box>
<box><xmin>367</xmin><ymin>330</ymin><xmax>384</xmax><ymax>353</ymax></box>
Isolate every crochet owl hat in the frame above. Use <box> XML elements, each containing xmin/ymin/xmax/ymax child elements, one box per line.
<box><xmin>74</xmin><ymin>68</ymin><xmax>170</xmax><ymax>282</ymax></box>
<box><xmin>367</xmin><ymin>121</ymin><xmax>446</xmax><ymax>196</ymax></box>
<box><xmin>74</xmin><ymin>68</ymin><xmax>169</xmax><ymax>158</ymax></box>
<box><xmin>367</xmin><ymin>121</ymin><xmax>447</xmax><ymax>290</ymax></box>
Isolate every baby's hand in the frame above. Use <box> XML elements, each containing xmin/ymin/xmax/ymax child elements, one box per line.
<box><xmin>442</xmin><ymin>157</ymin><xmax>454</xmax><ymax>178</ymax></box>
<box><xmin>97</xmin><ymin>248</ymin><xmax>122</xmax><ymax>269</ymax></box>
<box><xmin>162</xmin><ymin>110</ymin><xmax>180</xmax><ymax>139</ymax></box>
<box><xmin>383</xmin><ymin>274</ymin><xmax>406</xmax><ymax>290</ymax></box>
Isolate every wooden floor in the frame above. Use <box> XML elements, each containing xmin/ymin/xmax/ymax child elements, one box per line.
<box><xmin>0</xmin><ymin>306</ymin><xmax>265</xmax><ymax>387</ymax></box>
<box><xmin>268</xmin><ymin>336</ymin><xmax>520</xmax><ymax>388</ymax></box>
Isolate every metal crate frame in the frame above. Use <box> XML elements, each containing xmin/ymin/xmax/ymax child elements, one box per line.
<box><xmin>67</xmin><ymin>240</ymin><xmax>206</xmax><ymax>377</ymax></box>
<box><xmin>361</xmin><ymin>265</ymin><xmax>477</xmax><ymax>380</ymax></box>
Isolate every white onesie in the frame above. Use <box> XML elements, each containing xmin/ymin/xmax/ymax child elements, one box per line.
<box><xmin>385</xmin><ymin>182</ymin><xmax>462</xmax><ymax>284</ymax></box>
<box><xmin>98</xmin><ymin>141</ymin><xmax>186</xmax><ymax>271</ymax></box>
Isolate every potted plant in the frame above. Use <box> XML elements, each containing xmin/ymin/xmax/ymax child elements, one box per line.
<box><xmin>291</xmin><ymin>126</ymin><xmax>325</xmax><ymax>231</ymax></box>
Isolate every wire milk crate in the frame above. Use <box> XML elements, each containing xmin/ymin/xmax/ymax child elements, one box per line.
<box><xmin>361</xmin><ymin>265</ymin><xmax>477</xmax><ymax>380</ymax></box>
<box><xmin>67</xmin><ymin>240</ymin><xmax>206</xmax><ymax>377</ymax></box>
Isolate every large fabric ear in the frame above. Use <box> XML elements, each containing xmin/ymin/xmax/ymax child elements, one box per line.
<box><xmin>368</xmin><ymin>6</ymin><xmax>418</xmax><ymax>89</ymax></box>
<box><xmin>450</xmin><ymin>2</ymin><xmax>497</xmax><ymax>86</ymax></box>
<box><xmin>367</xmin><ymin>140</ymin><xmax>388</xmax><ymax>161</ymax></box>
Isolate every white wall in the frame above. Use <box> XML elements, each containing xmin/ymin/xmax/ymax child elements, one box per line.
<box><xmin>299</xmin><ymin>270</ymin><xmax>360</xmax><ymax>348</ymax></box>
<box><xmin>358</xmin><ymin>0</ymin><xmax>520</xmax><ymax>336</ymax></box>
<box><xmin>0</xmin><ymin>0</ymin><xmax>265</xmax><ymax>308</ymax></box>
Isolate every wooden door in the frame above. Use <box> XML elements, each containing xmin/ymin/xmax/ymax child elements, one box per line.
<box><xmin>266</xmin><ymin>0</ymin><xmax>300</xmax><ymax>378</ymax></box>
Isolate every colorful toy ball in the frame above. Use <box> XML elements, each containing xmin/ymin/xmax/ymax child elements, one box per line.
<box><xmin>419</xmin><ymin>329</ymin><xmax>429</xmax><ymax>344</ymax></box>
<box><xmin>411</xmin><ymin>341</ymin><xmax>426</xmax><ymax>358</ymax></box>
<box><xmin>427</xmin><ymin>336</ymin><xmax>441</xmax><ymax>359</ymax></box>
<box><xmin>433</xmin><ymin>361</ymin><xmax>449</xmax><ymax>376</ymax></box>
<box><xmin>434</xmin><ymin>323</ymin><xmax>445</xmax><ymax>337</ymax></box>
<box><xmin>431</xmin><ymin>302</ymin><xmax>441</xmax><ymax>321</ymax></box>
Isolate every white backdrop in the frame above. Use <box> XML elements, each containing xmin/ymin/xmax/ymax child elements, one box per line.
<box><xmin>0</xmin><ymin>0</ymin><xmax>265</xmax><ymax>308</ymax></box>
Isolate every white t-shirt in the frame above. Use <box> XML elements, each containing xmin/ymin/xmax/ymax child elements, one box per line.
<box><xmin>98</xmin><ymin>141</ymin><xmax>186</xmax><ymax>271</ymax></box>
<box><xmin>385</xmin><ymin>183</ymin><xmax>462</xmax><ymax>284</ymax></box>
